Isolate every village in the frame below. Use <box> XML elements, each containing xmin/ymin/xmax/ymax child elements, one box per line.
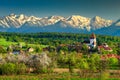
<box><xmin>6</xmin><ymin>33</ymin><xmax>120</xmax><ymax>60</ymax></box>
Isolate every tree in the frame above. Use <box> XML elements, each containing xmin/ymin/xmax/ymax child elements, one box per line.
<box><xmin>7</xmin><ymin>46</ymin><xmax>13</xmax><ymax>52</ymax></box>
<box><xmin>107</xmin><ymin>58</ymin><xmax>118</xmax><ymax>69</ymax></box>
<box><xmin>0</xmin><ymin>46</ymin><xmax>6</xmax><ymax>53</ymax></box>
<box><xmin>35</xmin><ymin>46</ymin><xmax>42</xmax><ymax>53</ymax></box>
<box><xmin>58</xmin><ymin>53</ymin><xmax>77</xmax><ymax>73</ymax></box>
<box><xmin>78</xmin><ymin>58</ymin><xmax>89</xmax><ymax>69</ymax></box>
<box><xmin>88</xmin><ymin>54</ymin><xmax>100</xmax><ymax>71</ymax></box>
<box><xmin>81</xmin><ymin>44</ymin><xmax>89</xmax><ymax>54</ymax></box>
<box><xmin>26</xmin><ymin>53</ymin><xmax>51</xmax><ymax>73</ymax></box>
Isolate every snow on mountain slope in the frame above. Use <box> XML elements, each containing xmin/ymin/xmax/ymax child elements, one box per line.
<box><xmin>111</xmin><ymin>19</ymin><xmax>120</xmax><ymax>26</ymax></box>
<box><xmin>115</xmin><ymin>22</ymin><xmax>120</xmax><ymax>26</ymax></box>
<box><xmin>24</xmin><ymin>16</ymin><xmax>65</xmax><ymax>27</ymax></box>
<box><xmin>0</xmin><ymin>14</ymin><xmax>113</xmax><ymax>31</ymax></box>
<box><xmin>90</xmin><ymin>16</ymin><xmax>113</xmax><ymax>30</ymax></box>
<box><xmin>93</xmin><ymin>19</ymin><xmax>120</xmax><ymax>36</ymax></box>
<box><xmin>0</xmin><ymin>14</ymin><xmax>27</xmax><ymax>28</ymax></box>
<box><xmin>65</xmin><ymin>15</ymin><xmax>91</xmax><ymax>30</ymax></box>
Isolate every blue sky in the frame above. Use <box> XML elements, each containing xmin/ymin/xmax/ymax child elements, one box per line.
<box><xmin>0</xmin><ymin>0</ymin><xmax>120</xmax><ymax>20</ymax></box>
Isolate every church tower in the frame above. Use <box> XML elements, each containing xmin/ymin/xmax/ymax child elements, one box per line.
<box><xmin>90</xmin><ymin>33</ymin><xmax>96</xmax><ymax>48</ymax></box>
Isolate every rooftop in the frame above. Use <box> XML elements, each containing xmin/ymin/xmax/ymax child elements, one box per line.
<box><xmin>90</xmin><ymin>33</ymin><xmax>96</xmax><ymax>39</ymax></box>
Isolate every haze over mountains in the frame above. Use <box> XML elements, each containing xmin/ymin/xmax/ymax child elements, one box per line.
<box><xmin>0</xmin><ymin>14</ymin><xmax>120</xmax><ymax>36</ymax></box>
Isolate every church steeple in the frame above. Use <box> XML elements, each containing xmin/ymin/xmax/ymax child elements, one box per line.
<box><xmin>90</xmin><ymin>33</ymin><xmax>96</xmax><ymax>39</ymax></box>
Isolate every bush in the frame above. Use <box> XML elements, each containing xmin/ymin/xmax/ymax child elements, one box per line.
<box><xmin>108</xmin><ymin>58</ymin><xmax>118</xmax><ymax>65</ymax></box>
<box><xmin>100</xmin><ymin>71</ymin><xmax>110</xmax><ymax>80</ymax></box>
<box><xmin>34</xmin><ymin>67</ymin><xmax>48</xmax><ymax>73</ymax></box>
<box><xmin>0</xmin><ymin>46</ymin><xmax>6</xmax><ymax>53</ymax></box>
<box><xmin>16</xmin><ymin>63</ymin><xmax>27</xmax><ymax>74</ymax></box>
<box><xmin>0</xmin><ymin>63</ymin><xmax>27</xmax><ymax>75</ymax></box>
<box><xmin>5</xmin><ymin>55</ymin><xmax>17</xmax><ymax>63</ymax></box>
<box><xmin>0</xmin><ymin>63</ymin><xmax>16</xmax><ymax>75</ymax></box>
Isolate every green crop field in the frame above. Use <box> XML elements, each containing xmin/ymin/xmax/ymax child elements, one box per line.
<box><xmin>0</xmin><ymin>38</ymin><xmax>17</xmax><ymax>48</ymax></box>
<box><xmin>0</xmin><ymin>38</ymin><xmax>47</xmax><ymax>49</ymax></box>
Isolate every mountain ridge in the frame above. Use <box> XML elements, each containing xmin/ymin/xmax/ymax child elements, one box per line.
<box><xmin>0</xmin><ymin>14</ymin><xmax>120</xmax><ymax>36</ymax></box>
<box><xmin>0</xmin><ymin>14</ymin><xmax>113</xmax><ymax>29</ymax></box>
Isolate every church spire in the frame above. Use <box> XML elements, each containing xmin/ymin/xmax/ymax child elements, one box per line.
<box><xmin>90</xmin><ymin>33</ymin><xmax>96</xmax><ymax>39</ymax></box>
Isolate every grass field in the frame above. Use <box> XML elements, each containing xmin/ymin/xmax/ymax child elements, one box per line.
<box><xmin>0</xmin><ymin>38</ymin><xmax>17</xmax><ymax>48</ymax></box>
<box><xmin>0</xmin><ymin>73</ymin><xmax>120</xmax><ymax>80</ymax></box>
<box><xmin>0</xmin><ymin>38</ymin><xmax>48</xmax><ymax>50</ymax></box>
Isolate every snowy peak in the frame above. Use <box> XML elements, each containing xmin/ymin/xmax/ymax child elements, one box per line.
<box><xmin>67</xmin><ymin>15</ymin><xmax>90</xmax><ymax>21</ymax></box>
<box><xmin>47</xmin><ymin>16</ymin><xmax>65</xmax><ymax>23</ymax></box>
<box><xmin>18</xmin><ymin>14</ymin><xmax>27</xmax><ymax>20</ymax></box>
<box><xmin>90</xmin><ymin>16</ymin><xmax>113</xmax><ymax>29</ymax></box>
<box><xmin>48</xmin><ymin>16</ymin><xmax>64</xmax><ymax>20</ymax></box>
<box><xmin>9</xmin><ymin>13</ymin><xmax>17</xmax><ymax>18</ymax></box>
<box><xmin>93</xmin><ymin>16</ymin><xmax>101</xmax><ymax>20</ymax></box>
<box><xmin>0</xmin><ymin>14</ymin><xmax>28</xmax><ymax>28</ymax></box>
<box><xmin>66</xmin><ymin>15</ymin><xmax>91</xmax><ymax>29</ymax></box>
<box><xmin>111</xmin><ymin>19</ymin><xmax>120</xmax><ymax>26</ymax></box>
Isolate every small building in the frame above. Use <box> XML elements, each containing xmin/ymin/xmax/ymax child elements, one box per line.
<box><xmin>13</xmin><ymin>50</ymin><xmax>20</xmax><ymax>54</ymax></box>
<box><xmin>27</xmin><ymin>47</ymin><xmax>34</xmax><ymax>52</ymax></box>
<box><xmin>101</xmin><ymin>54</ymin><xmax>120</xmax><ymax>60</ymax></box>
<box><xmin>12</xmin><ymin>50</ymin><xmax>25</xmax><ymax>54</ymax></box>
<box><xmin>43</xmin><ymin>46</ymin><xmax>56</xmax><ymax>52</ymax></box>
<box><xmin>98</xmin><ymin>43</ymin><xmax>112</xmax><ymax>52</ymax></box>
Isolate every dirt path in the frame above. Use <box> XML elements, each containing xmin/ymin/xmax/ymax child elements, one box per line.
<box><xmin>53</xmin><ymin>68</ymin><xmax>120</xmax><ymax>74</ymax></box>
<box><xmin>53</xmin><ymin>68</ymin><xmax>80</xmax><ymax>73</ymax></box>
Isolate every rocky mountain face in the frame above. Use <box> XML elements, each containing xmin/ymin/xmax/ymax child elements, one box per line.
<box><xmin>0</xmin><ymin>14</ymin><xmax>120</xmax><ymax>36</ymax></box>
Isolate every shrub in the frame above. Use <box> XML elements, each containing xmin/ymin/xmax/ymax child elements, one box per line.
<box><xmin>108</xmin><ymin>58</ymin><xmax>118</xmax><ymax>65</ymax></box>
<box><xmin>16</xmin><ymin>63</ymin><xmax>27</xmax><ymax>74</ymax></box>
<box><xmin>78</xmin><ymin>58</ymin><xmax>89</xmax><ymax>69</ymax></box>
<box><xmin>35</xmin><ymin>46</ymin><xmax>42</xmax><ymax>53</ymax></box>
<box><xmin>34</xmin><ymin>67</ymin><xmax>48</xmax><ymax>73</ymax></box>
<box><xmin>0</xmin><ymin>63</ymin><xmax>16</xmax><ymax>75</ymax></box>
<box><xmin>100</xmin><ymin>71</ymin><xmax>110</xmax><ymax>80</ymax></box>
<box><xmin>0</xmin><ymin>46</ymin><xmax>6</xmax><ymax>53</ymax></box>
<box><xmin>0</xmin><ymin>56</ymin><xmax>6</xmax><ymax>64</ymax></box>
<box><xmin>17</xmin><ymin>54</ymin><xmax>28</xmax><ymax>64</ymax></box>
<box><xmin>5</xmin><ymin>55</ymin><xmax>17</xmax><ymax>63</ymax></box>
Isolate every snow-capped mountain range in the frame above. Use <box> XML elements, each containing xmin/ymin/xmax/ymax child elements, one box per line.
<box><xmin>0</xmin><ymin>14</ymin><xmax>120</xmax><ymax>36</ymax></box>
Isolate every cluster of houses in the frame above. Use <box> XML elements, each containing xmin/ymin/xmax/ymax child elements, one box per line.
<box><xmin>7</xmin><ymin>44</ymin><xmax>34</xmax><ymax>54</ymax></box>
<box><xmin>83</xmin><ymin>33</ymin><xmax>113</xmax><ymax>52</ymax></box>
<box><xmin>98</xmin><ymin>43</ymin><xmax>113</xmax><ymax>52</ymax></box>
<box><xmin>56</xmin><ymin>33</ymin><xmax>120</xmax><ymax>60</ymax></box>
<box><xmin>57</xmin><ymin>33</ymin><xmax>113</xmax><ymax>53</ymax></box>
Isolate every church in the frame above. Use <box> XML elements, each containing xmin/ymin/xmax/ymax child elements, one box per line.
<box><xmin>83</xmin><ymin>33</ymin><xmax>96</xmax><ymax>49</ymax></box>
<box><xmin>90</xmin><ymin>33</ymin><xmax>96</xmax><ymax>48</ymax></box>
